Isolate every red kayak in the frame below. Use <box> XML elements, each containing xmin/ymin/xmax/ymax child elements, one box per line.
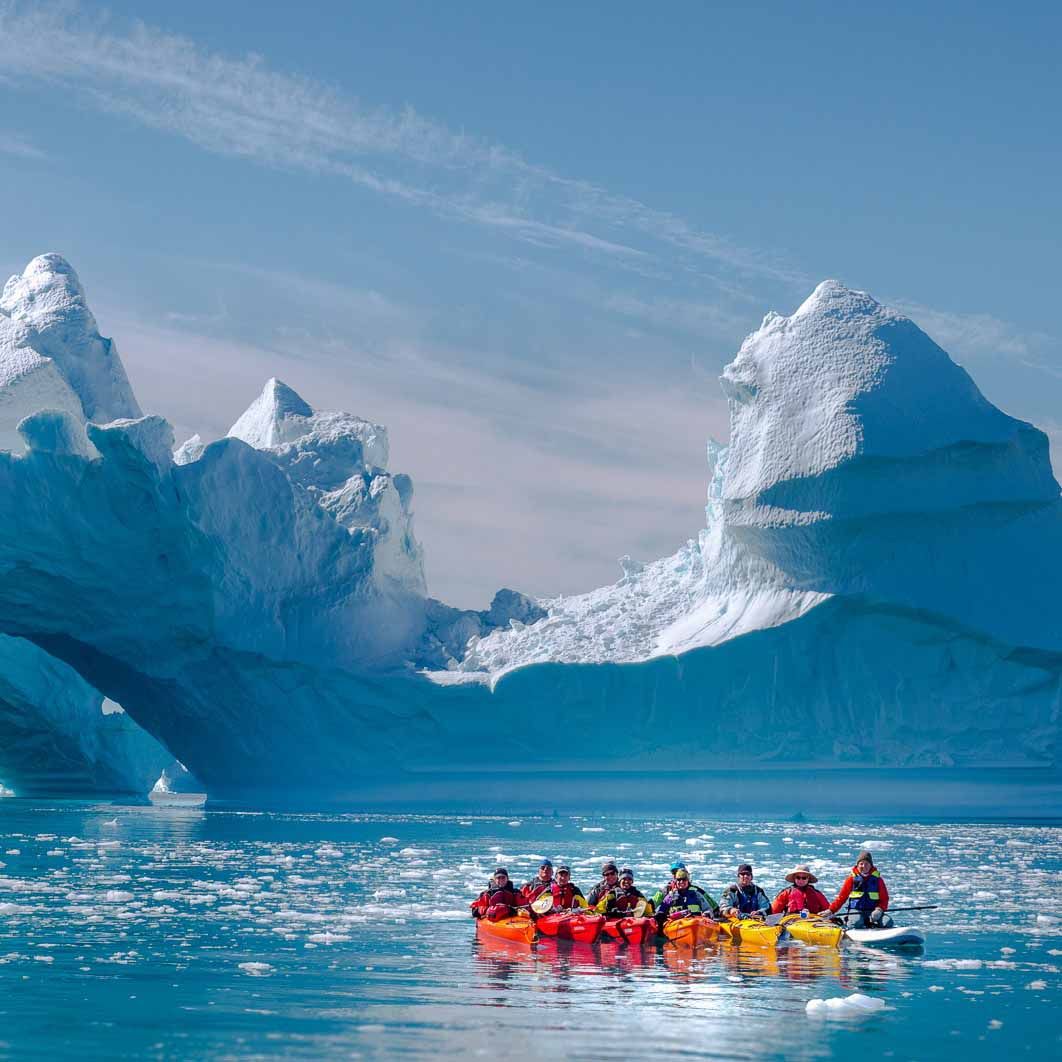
<box><xmin>535</xmin><ymin>911</ymin><xmax>606</xmax><ymax>943</ymax></box>
<box><xmin>602</xmin><ymin>916</ymin><xmax>658</xmax><ymax>946</ymax></box>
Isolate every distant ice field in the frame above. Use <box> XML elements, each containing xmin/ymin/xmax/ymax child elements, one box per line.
<box><xmin>0</xmin><ymin>800</ymin><xmax>1058</xmax><ymax>1059</ymax></box>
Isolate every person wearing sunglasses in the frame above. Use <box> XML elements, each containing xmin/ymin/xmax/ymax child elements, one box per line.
<box><xmin>721</xmin><ymin>863</ymin><xmax>771</xmax><ymax>919</ymax></box>
<box><xmin>654</xmin><ymin>868</ymin><xmax>719</xmax><ymax>925</ymax></box>
<box><xmin>520</xmin><ymin>860</ymin><xmax>556</xmax><ymax>903</ymax></box>
<box><xmin>586</xmin><ymin>861</ymin><xmax>622</xmax><ymax>907</ymax></box>
<box><xmin>770</xmin><ymin>864</ymin><xmax>831</xmax><ymax>915</ymax></box>
<box><xmin>594</xmin><ymin>868</ymin><xmax>654</xmax><ymax>916</ymax></box>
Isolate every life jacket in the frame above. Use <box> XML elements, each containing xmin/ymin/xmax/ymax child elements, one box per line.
<box><xmin>472</xmin><ymin>881</ymin><xmax>523</xmax><ymax>916</ymax></box>
<box><xmin>522</xmin><ymin>878</ymin><xmax>553</xmax><ymax>902</ymax></box>
<box><xmin>844</xmin><ymin>869</ymin><xmax>882</xmax><ymax>914</ymax></box>
<box><xmin>726</xmin><ymin>883</ymin><xmax>769</xmax><ymax>914</ymax></box>
<box><xmin>662</xmin><ymin>885</ymin><xmax>706</xmax><ymax>916</ymax></box>
<box><xmin>606</xmin><ymin>886</ymin><xmax>646</xmax><ymax>914</ymax></box>
<box><xmin>783</xmin><ymin>884</ymin><xmax>828</xmax><ymax>914</ymax></box>
<box><xmin>550</xmin><ymin>882</ymin><xmax>582</xmax><ymax>908</ymax></box>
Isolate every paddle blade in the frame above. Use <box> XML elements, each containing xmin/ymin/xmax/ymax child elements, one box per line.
<box><xmin>531</xmin><ymin>892</ymin><xmax>554</xmax><ymax>915</ymax></box>
<box><xmin>632</xmin><ymin>899</ymin><xmax>648</xmax><ymax>918</ymax></box>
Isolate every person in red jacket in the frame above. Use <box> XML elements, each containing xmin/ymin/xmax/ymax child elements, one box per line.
<box><xmin>470</xmin><ymin>867</ymin><xmax>527</xmax><ymax>921</ymax></box>
<box><xmin>771</xmin><ymin>865</ymin><xmax>831</xmax><ymax>915</ymax></box>
<box><xmin>521</xmin><ymin>860</ymin><xmax>556</xmax><ymax>903</ymax></box>
<box><xmin>829</xmin><ymin>850</ymin><xmax>893</xmax><ymax>928</ymax></box>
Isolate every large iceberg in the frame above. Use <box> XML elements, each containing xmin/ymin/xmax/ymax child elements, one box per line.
<box><xmin>0</xmin><ymin>256</ymin><xmax>1058</xmax><ymax>800</ymax></box>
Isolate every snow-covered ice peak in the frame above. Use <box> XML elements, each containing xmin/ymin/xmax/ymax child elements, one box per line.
<box><xmin>228</xmin><ymin>378</ymin><xmax>424</xmax><ymax>595</ymax></box>
<box><xmin>720</xmin><ymin>279</ymin><xmax>1057</xmax><ymax>527</ymax></box>
<box><xmin>0</xmin><ymin>254</ymin><xmax>141</xmax><ymax>430</ymax></box>
<box><xmin>227</xmin><ymin>377</ymin><xmax>314</xmax><ymax>450</ymax></box>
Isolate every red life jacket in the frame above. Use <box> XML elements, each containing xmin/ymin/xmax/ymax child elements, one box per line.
<box><xmin>783</xmin><ymin>884</ymin><xmax>829</xmax><ymax>914</ymax></box>
<box><xmin>551</xmin><ymin>882</ymin><xmax>582</xmax><ymax>908</ymax></box>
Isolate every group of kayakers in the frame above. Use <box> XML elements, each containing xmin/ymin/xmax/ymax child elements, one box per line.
<box><xmin>470</xmin><ymin>849</ymin><xmax>892</xmax><ymax>930</ymax></box>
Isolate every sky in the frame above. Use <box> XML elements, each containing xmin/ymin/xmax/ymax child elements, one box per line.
<box><xmin>0</xmin><ymin>1</ymin><xmax>1059</xmax><ymax>607</ymax></box>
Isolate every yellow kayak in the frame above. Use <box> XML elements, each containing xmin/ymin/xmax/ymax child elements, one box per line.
<box><xmin>781</xmin><ymin>914</ymin><xmax>843</xmax><ymax>947</ymax></box>
<box><xmin>718</xmin><ymin>918</ymin><xmax>783</xmax><ymax>947</ymax></box>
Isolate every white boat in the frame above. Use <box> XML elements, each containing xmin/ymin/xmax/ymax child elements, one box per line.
<box><xmin>845</xmin><ymin>925</ymin><xmax>925</xmax><ymax>947</ymax></box>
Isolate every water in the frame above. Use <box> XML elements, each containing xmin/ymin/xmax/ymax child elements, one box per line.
<box><xmin>0</xmin><ymin>801</ymin><xmax>1058</xmax><ymax>1060</ymax></box>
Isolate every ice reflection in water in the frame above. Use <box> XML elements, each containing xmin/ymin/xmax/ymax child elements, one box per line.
<box><xmin>0</xmin><ymin>803</ymin><xmax>1057</xmax><ymax>1059</ymax></box>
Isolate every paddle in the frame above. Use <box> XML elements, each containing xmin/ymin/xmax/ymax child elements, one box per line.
<box><xmin>530</xmin><ymin>892</ymin><xmax>555</xmax><ymax>915</ymax></box>
<box><xmin>632</xmin><ymin>898</ymin><xmax>649</xmax><ymax>918</ymax></box>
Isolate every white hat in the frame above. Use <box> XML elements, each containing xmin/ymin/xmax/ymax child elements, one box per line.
<box><xmin>784</xmin><ymin>864</ymin><xmax>818</xmax><ymax>884</ymax></box>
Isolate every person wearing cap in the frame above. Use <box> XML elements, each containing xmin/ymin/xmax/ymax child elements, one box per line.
<box><xmin>550</xmin><ymin>865</ymin><xmax>588</xmax><ymax>909</ymax></box>
<box><xmin>521</xmin><ymin>860</ymin><xmax>556</xmax><ymax>903</ymax></box>
<box><xmin>655</xmin><ymin>868</ymin><xmax>719</xmax><ymax>923</ymax></box>
<box><xmin>594</xmin><ymin>868</ymin><xmax>654</xmax><ymax>917</ymax></box>
<box><xmin>829</xmin><ymin>850</ymin><xmax>892</xmax><ymax>928</ymax></box>
<box><xmin>586</xmin><ymin>861</ymin><xmax>622</xmax><ymax>907</ymax></box>
<box><xmin>720</xmin><ymin>864</ymin><xmax>771</xmax><ymax>919</ymax></box>
<box><xmin>470</xmin><ymin>867</ymin><xmax>528</xmax><ymax>921</ymax></box>
<box><xmin>770</xmin><ymin>865</ymin><xmax>831</xmax><ymax>915</ymax></box>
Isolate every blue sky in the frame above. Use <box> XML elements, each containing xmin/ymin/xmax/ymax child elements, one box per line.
<box><xmin>1</xmin><ymin>1</ymin><xmax>1059</xmax><ymax>606</ymax></box>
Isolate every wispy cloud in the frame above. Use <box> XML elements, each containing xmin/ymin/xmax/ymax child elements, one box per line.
<box><xmin>0</xmin><ymin>128</ymin><xmax>46</xmax><ymax>159</ymax></box>
<box><xmin>891</xmin><ymin>297</ymin><xmax>1054</xmax><ymax>363</ymax></box>
<box><xmin>0</xmin><ymin>2</ymin><xmax>799</xmax><ymax>287</ymax></box>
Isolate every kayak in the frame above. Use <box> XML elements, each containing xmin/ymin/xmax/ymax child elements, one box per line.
<box><xmin>662</xmin><ymin>915</ymin><xmax>718</xmax><ymax>948</ymax></box>
<box><xmin>718</xmin><ymin>918</ymin><xmax>782</xmax><ymax>947</ymax></box>
<box><xmin>476</xmin><ymin>915</ymin><xmax>536</xmax><ymax>945</ymax></box>
<box><xmin>846</xmin><ymin>926</ymin><xmax>926</xmax><ymax>948</ymax></box>
<box><xmin>780</xmin><ymin>915</ymin><xmax>843</xmax><ymax>947</ymax></box>
<box><xmin>535</xmin><ymin>911</ymin><xmax>606</xmax><ymax>943</ymax></box>
<box><xmin>602</xmin><ymin>916</ymin><xmax>658</xmax><ymax>945</ymax></box>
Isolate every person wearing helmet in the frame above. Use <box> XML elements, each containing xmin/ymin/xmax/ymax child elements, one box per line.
<box><xmin>470</xmin><ymin>867</ymin><xmax>528</xmax><ymax>921</ymax></box>
<box><xmin>720</xmin><ymin>864</ymin><xmax>771</xmax><ymax>919</ymax></box>
<box><xmin>520</xmin><ymin>860</ymin><xmax>556</xmax><ymax>903</ymax></box>
<box><xmin>828</xmin><ymin>850</ymin><xmax>893</xmax><ymax>928</ymax></box>
<box><xmin>595</xmin><ymin>868</ymin><xmax>654</xmax><ymax>917</ymax></box>
<box><xmin>586</xmin><ymin>861</ymin><xmax>622</xmax><ymax>906</ymax></box>
<box><xmin>770</xmin><ymin>865</ymin><xmax>831</xmax><ymax>915</ymax></box>
<box><xmin>655</xmin><ymin>868</ymin><xmax>719</xmax><ymax>924</ymax></box>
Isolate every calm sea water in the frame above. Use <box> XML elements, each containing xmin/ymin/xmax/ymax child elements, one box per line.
<box><xmin>0</xmin><ymin>800</ymin><xmax>1058</xmax><ymax>1060</ymax></box>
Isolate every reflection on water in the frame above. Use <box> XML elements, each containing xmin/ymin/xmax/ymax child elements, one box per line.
<box><xmin>0</xmin><ymin>801</ymin><xmax>1057</xmax><ymax>1060</ymax></box>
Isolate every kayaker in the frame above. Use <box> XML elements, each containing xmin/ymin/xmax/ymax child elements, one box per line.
<box><xmin>829</xmin><ymin>850</ymin><xmax>893</xmax><ymax>928</ymax></box>
<box><xmin>650</xmin><ymin>859</ymin><xmax>688</xmax><ymax>908</ymax></box>
<box><xmin>655</xmin><ymin>868</ymin><xmax>719</xmax><ymax>923</ymax></box>
<box><xmin>595</xmin><ymin>868</ymin><xmax>654</xmax><ymax>916</ymax></box>
<box><xmin>771</xmin><ymin>865</ymin><xmax>831</xmax><ymax>915</ymax></box>
<box><xmin>470</xmin><ymin>867</ymin><xmax>528</xmax><ymax>921</ymax></box>
<box><xmin>521</xmin><ymin>859</ymin><xmax>555</xmax><ymax>903</ymax></box>
<box><xmin>550</xmin><ymin>865</ymin><xmax>588</xmax><ymax>910</ymax></box>
<box><xmin>586</xmin><ymin>861</ymin><xmax>622</xmax><ymax>907</ymax></box>
<box><xmin>720</xmin><ymin>863</ymin><xmax>771</xmax><ymax>919</ymax></box>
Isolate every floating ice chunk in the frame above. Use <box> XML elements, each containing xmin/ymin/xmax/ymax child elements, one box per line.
<box><xmin>102</xmin><ymin>890</ymin><xmax>133</xmax><ymax>903</ymax></box>
<box><xmin>806</xmin><ymin>993</ymin><xmax>886</xmax><ymax>1019</ymax></box>
<box><xmin>1026</xmin><ymin>980</ymin><xmax>1047</xmax><ymax>990</ymax></box>
<box><xmin>507</xmin><ymin>821</ymin><xmax>522</xmax><ymax>827</ymax></box>
<box><xmin>988</xmin><ymin>1020</ymin><xmax>1003</xmax><ymax>1030</ymax></box>
<box><xmin>380</xmin><ymin>837</ymin><xmax>399</xmax><ymax>843</ymax></box>
<box><xmin>238</xmin><ymin>962</ymin><xmax>275</xmax><ymax>977</ymax></box>
<box><xmin>1036</xmin><ymin>914</ymin><xmax>1059</xmax><ymax>925</ymax></box>
<box><xmin>582</xmin><ymin>828</ymin><xmax>605</xmax><ymax>833</ymax></box>
<box><xmin>923</xmin><ymin>959</ymin><xmax>982</xmax><ymax>970</ymax></box>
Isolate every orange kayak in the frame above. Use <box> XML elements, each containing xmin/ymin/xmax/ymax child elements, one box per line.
<box><xmin>662</xmin><ymin>915</ymin><xmax>718</xmax><ymax>948</ymax></box>
<box><xmin>476</xmin><ymin>915</ymin><xmax>536</xmax><ymax>945</ymax></box>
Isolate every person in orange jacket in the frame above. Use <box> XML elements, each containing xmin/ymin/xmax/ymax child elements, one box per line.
<box><xmin>771</xmin><ymin>865</ymin><xmax>831</xmax><ymax>915</ymax></box>
<box><xmin>829</xmin><ymin>849</ymin><xmax>893</xmax><ymax>928</ymax></box>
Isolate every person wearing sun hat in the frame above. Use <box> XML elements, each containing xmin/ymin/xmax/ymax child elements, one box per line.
<box><xmin>829</xmin><ymin>849</ymin><xmax>893</xmax><ymax>928</ymax></box>
<box><xmin>770</xmin><ymin>864</ymin><xmax>831</xmax><ymax>915</ymax></box>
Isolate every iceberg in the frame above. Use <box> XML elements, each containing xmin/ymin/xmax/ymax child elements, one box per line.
<box><xmin>0</xmin><ymin>255</ymin><xmax>1058</xmax><ymax>800</ymax></box>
